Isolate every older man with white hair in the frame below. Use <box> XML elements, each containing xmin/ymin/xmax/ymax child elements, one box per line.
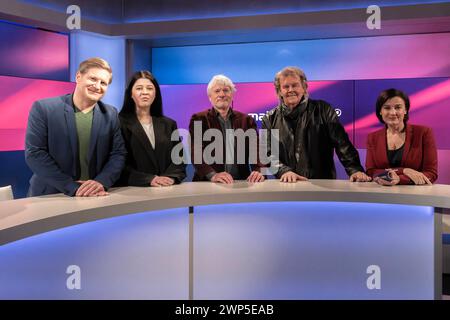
<box><xmin>189</xmin><ymin>74</ymin><xmax>264</xmax><ymax>184</ymax></box>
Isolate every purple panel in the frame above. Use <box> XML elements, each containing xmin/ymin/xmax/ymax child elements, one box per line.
<box><xmin>0</xmin><ymin>76</ymin><xmax>75</xmax><ymax>151</ymax></box>
<box><xmin>309</xmin><ymin>81</ymin><xmax>354</xmax><ymax>142</ymax></box>
<box><xmin>161</xmin><ymin>84</ymin><xmax>209</xmax><ymax>132</ymax></box>
<box><xmin>0</xmin><ymin>22</ymin><xmax>69</xmax><ymax>81</ymax></box>
<box><xmin>353</xmin><ymin>77</ymin><xmax>450</xmax><ymax>149</ymax></box>
<box><xmin>436</xmin><ymin>150</ymin><xmax>450</xmax><ymax>185</ymax></box>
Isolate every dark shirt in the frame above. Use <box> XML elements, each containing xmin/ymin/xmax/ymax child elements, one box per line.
<box><xmin>208</xmin><ymin>108</ymin><xmax>240</xmax><ymax>180</ymax></box>
<box><xmin>281</xmin><ymin>98</ymin><xmax>308</xmax><ymax>166</ymax></box>
<box><xmin>387</xmin><ymin>144</ymin><xmax>404</xmax><ymax>168</ymax></box>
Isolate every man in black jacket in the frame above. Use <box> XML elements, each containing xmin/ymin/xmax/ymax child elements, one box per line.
<box><xmin>261</xmin><ymin>66</ymin><xmax>371</xmax><ymax>183</ymax></box>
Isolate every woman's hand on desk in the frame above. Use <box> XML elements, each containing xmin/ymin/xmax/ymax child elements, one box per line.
<box><xmin>403</xmin><ymin>168</ymin><xmax>432</xmax><ymax>185</ymax></box>
<box><xmin>374</xmin><ymin>170</ymin><xmax>400</xmax><ymax>186</ymax></box>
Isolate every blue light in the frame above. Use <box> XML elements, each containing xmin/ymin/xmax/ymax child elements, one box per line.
<box><xmin>0</xmin><ymin>202</ymin><xmax>437</xmax><ymax>299</ymax></box>
<box><xmin>70</xmin><ymin>32</ymin><xmax>126</xmax><ymax>109</ymax></box>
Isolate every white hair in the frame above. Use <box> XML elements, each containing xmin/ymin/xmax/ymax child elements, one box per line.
<box><xmin>207</xmin><ymin>74</ymin><xmax>236</xmax><ymax>96</ymax></box>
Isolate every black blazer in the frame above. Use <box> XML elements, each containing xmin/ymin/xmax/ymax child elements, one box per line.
<box><xmin>118</xmin><ymin>113</ymin><xmax>186</xmax><ymax>186</ymax></box>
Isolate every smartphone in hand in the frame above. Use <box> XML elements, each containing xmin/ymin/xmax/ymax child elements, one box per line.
<box><xmin>375</xmin><ymin>171</ymin><xmax>393</xmax><ymax>182</ymax></box>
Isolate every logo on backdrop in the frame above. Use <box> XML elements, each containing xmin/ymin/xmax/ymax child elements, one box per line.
<box><xmin>248</xmin><ymin>109</ymin><xmax>342</xmax><ymax>123</ymax></box>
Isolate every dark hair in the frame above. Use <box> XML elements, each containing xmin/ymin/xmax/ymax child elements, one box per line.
<box><xmin>120</xmin><ymin>70</ymin><xmax>163</xmax><ymax>117</ymax></box>
<box><xmin>375</xmin><ymin>88</ymin><xmax>410</xmax><ymax>125</ymax></box>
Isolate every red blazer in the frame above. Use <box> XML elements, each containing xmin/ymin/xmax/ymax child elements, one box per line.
<box><xmin>189</xmin><ymin>107</ymin><xmax>262</xmax><ymax>181</ymax></box>
<box><xmin>365</xmin><ymin>124</ymin><xmax>438</xmax><ymax>184</ymax></box>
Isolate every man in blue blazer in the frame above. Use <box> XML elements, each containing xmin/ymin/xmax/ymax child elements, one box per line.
<box><xmin>25</xmin><ymin>57</ymin><xmax>126</xmax><ymax>197</ymax></box>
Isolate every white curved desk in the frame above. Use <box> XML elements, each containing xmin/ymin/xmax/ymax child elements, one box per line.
<box><xmin>1</xmin><ymin>180</ymin><xmax>449</xmax><ymax>299</ymax></box>
<box><xmin>2</xmin><ymin>180</ymin><xmax>450</xmax><ymax>244</ymax></box>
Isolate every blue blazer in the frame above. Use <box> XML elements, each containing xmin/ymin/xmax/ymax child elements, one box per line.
<box><xmin>25</xmin><ymin>94</ymin><xmax>127</xmax><ymax>196</ymax></box>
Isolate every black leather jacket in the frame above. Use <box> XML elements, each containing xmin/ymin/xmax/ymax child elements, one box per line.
<box><xmin>261</xmin><ymin>98</ymin><xmax>364</xmax><ymax>179</ymax></box>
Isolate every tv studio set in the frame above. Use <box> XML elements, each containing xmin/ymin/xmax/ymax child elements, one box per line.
<box><xmin>0</xmin><ymin>0</ymin><xmax>450</xmax><ymax>307</ymax></box>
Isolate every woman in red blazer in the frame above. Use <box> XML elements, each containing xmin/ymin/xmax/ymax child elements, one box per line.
<box><xmin>366</xmin><ymin>88</ymin><xmax>438</xmax><ymax>185</ymax></box>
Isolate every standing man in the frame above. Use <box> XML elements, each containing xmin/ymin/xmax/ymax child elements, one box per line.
<box><xmin>262</xmin><ymin>66</ymin><xmax>370</xmax><ymax>182</ymax></box>
<box><xmin>25</xmin><ymin>57</ymin><xmax>126</xmax><ymax>196</ymax></box>
<box><xmin>189</xmin><ymin>74</ymin><xmax>264</xmax><ymax>184</ymax></box>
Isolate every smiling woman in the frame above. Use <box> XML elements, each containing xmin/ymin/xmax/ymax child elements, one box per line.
<box><xmin>366</xmin><ymin>88</ymin><xmax>438</xmax><ymax>185</ymax></box>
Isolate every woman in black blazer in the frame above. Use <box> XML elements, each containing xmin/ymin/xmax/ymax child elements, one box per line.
<box><xmin>118</xmin><ymin>71</ymin><xmax>186</xmax><ymax>187</ymax></box>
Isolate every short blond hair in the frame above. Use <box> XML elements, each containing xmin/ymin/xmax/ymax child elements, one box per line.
<box><xmin>77</xmin><ymin>57</ymin><xmax>113</xmax><ymax>84</ymax></box>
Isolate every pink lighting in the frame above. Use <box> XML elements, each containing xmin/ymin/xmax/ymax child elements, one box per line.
<box><xmin>0</xmin><ymin>76</ymin><xmax>75</xmax><ymax>151</ymax></box>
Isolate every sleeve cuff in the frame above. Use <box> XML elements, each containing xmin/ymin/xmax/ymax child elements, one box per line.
<box><xmin>64</xmin><ymin>181</ymin><xmax>82</xmax><ymax>196</ymax></box>
<box><xmin>205</xmin><ymin>171</ymin><xmax>217</xmax><ymax>181</ymax></box>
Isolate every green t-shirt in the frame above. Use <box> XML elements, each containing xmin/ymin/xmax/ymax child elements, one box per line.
<box><xmin>74</xmin><ymin>108</ymin><xmax>94</xmax><ymax>180</ymax></box>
